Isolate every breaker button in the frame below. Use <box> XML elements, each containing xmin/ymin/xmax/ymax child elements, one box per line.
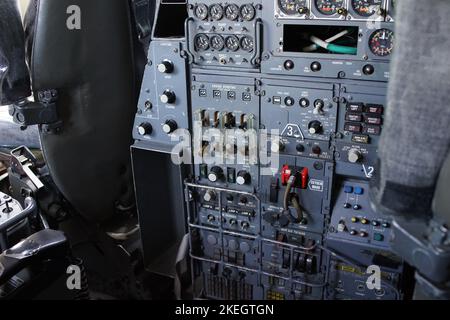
<box><xmin>374</xmin><ymin>233</ymin><xmax>385</xmax><ymax>242</ymax></box>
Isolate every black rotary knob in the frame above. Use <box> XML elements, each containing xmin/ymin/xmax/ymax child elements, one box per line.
<box><xmin>137</xmin><ymin>123</ymin><xmax>153</xmax><ymax>136</ymax></box>
<box><xmin>162</xmin><ymin>120</ymin><xmax>178</xmax><ymax>134</ymax></box>
<box><xmin>308</xmin><ymin>121</ymin><xmax>323</xmax><ymax>134</ymax></box>
<box><xmin>284</xmin><ymin>60</ymin><xmax>295</xmax><ymax>70</ymax></box>
<box><xmin>311</xmin><ymin>61</ymin><xmax>322</xmax><ymax>72</ymax></box>
<box><xmin>208</xmin><ymin>166</ymin><xmax>223</xmax><ymax>182</ymax></box>
<box><xmin>363</xmin><ymin>64</ymin><xmax>375</xmax><ymax>75</ymax></box>
<box><xmin>236</xmin><ymin>171</ymin><xmax>251</xmax><ymax>185</ymax></box>
<box><xmin>285</xmin><ymin>96</ymin><xmax>295</xmax><ymax>107</ymax></box>
<box><xmin>157</xmin><ymin>60</ymin><xmax>174</xmax><ymax>74</ymax></box>
<box><xmin>160</xmin><ymin>90</ymin><xmax>176</xmax><ymax>104</ymax></box>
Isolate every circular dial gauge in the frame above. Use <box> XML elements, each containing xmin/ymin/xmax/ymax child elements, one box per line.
<box><xmin>369</xmin><ymin>29</ymin><xmax>394</xmax><ymax>56</ymax></box>
<box><xmin>240</xmin><ymin>4</ymin><xmax>256</xmax><ymax>21</ymax></box>
<box><xmin>210</xmin><ymin>35</ymin><xmax>225</xmax><ymax>51</ymax></box>
<box><xmin>209</xmin><ymin>4</ymin><xmax>224</xmax><ymax>20</ymax></box>
<box><xmin>240</xmin><ymin>36</ymin><xmax>254</xmax><ymax>52</ymax></box>
<box><xmin>315</xmin><ymin>0</ymin><xmax>345</xmax><ymax>15</ymax></box>
<box><xmin>279</xmin><ymin>0</ymin><xmax>309</xmax><ymax>15</ymax></box>
<box><xmin>225</xmin><ymin>36</ymin><xmax>240</xmax><ymax>51</ymax></box>
<box><xmin>352</xmin><ymin>0</ymin><xmax>382</xmax><ymax>17</ymax></box>
<box><xmin>195</xmin><ymin>34</ymin><xmax>210</xmax><ymax>51</ymax></box>
<box><xmin>225</xmin><ymin>4</ymin><xmax>240</xmax><ymax>20</ymax></box>
<box><xmin>194</xmin><ymin>3</ymin><xmax>208</xmax><ymax>20</ymax></box>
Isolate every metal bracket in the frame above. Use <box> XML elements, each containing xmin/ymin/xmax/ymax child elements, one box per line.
<box><xmin>8</xmin><ymin>89</ymin><xmax>62</xmax><ymax>133</ymax></box>
<box><xmin>10</xmin><ymin>146</ymin><xmax>44</xmax><ymax>191</ymax></box>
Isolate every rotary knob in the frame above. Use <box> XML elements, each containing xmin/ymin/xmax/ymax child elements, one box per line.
<box><xmin>208</xmin><ymin>166</ymin><xmax>223</xmax><ymax>182</ymax></box>
<box><xmin>271</xmin><ymin>140</ymin><xmax>285</xmax><ymax>153</ymax></box>
<box><xmin>157</xmin><ymin>60</ymin><xmax>174</xmax><ymax>74</ymax></box>
<box><xmin>160</xmin><ymin>90</ymin><xmax>176</xmax><ymax>104</ymax></box>
<box><xmin>137</xmin><ymin>123</ymin><xmax>153</xmax><ymax>136</ymax></box>
<box><xmin>308</xmin><ymin>121</ymin><xmax>323</xmax><ymax>135</ymax></box>
<box><xmin>348</xmin><ymin>148</ymin><xmax>363</xmax><ymax>163</ymax></box>
<box><xmin>236</xmin><ymin>171</ymin><xmax>251</xmax><ymax>186</ymax></box>
<box><xmin>203</xmin><ymin>190</ymin><xmax>216</xmax><ymax>202</ymax></box>
<box><xmin>162</xmin><ymin>120</ymin><xmax>178</xmax><ymax>134</ymax></box>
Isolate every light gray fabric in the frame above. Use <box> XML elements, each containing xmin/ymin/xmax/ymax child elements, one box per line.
<box><xmin>379</xmin><ymin>0</ymin><xmax>450</xmax><ymax>189</ymax></box>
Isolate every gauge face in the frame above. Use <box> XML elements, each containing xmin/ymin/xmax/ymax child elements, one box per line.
<box><xmin>195</xmin><ymin>34</ymin><xmax>210</xmax><ymax>51</ymax></box>
<box><xmin>315</xmin><ymin>0</ymin><xmax>345</xmax><ymax>15</ymax></box>
<box><xmin>369</xmin><ymin>29</ymin><xmax>394</xmax><ymax>56</ymax></box>
<box><xmin>194</xmin><ymin>3</ymin><xmax>208</xmax><ymax>20</ymax></box>
<box><xmin>240</xmin><ymin>4</ymin><xmax>256</xmax><ymax>21</ymax></box>
<box><xmin>225</xmin><ymin>36</ymin><xmax>240</xmax><ymax>51</ymax></box>
<box><xmin>209</xmin><ymin>4</ymin><xmax>224</xmax><ymax>20</ymax></box>
<box><xmin>240</xmin><ymin>36</ymin><xmax>254</xmax><ymax>52</ymax></box>
<box><xmin>279</xmin><ymin>0</ymin><xmax>308</xmax><ymax>15</ymax></box>
<box><xmin>225</xmin><ymin>4</ymin><xmax>240</xmax><ymax>20</ymax></box>
<box><xmin>210</xmin><ymin>35</ymin><xmax>225</xmax><ymax>51</ymax></box>
<box><xmin>352</xmin><ymin>0</ymin><xmax>382</xmax><ymax>17</ymax></box>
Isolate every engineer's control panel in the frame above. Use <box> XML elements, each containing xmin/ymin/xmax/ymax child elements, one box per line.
<box><xmin>133</xmin><ymin>0</ymin><xmax>407</xmax><ymax>300</ymax></box>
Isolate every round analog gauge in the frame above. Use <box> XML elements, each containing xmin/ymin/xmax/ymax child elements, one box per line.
<box><xmin>210</xmin><ymin>35</ymin><xmax>225</xmax><ymax>51</ymax></box>
<box><xmin>209</xmin><ymin>4</ymin><xmax>224</xmax><ymax>20</ymax></box>
<box><xmin>195</xmin><ymin>34</ymin><xmax>210</xmax><ymax>51</ymax></box>
<box><xmin>279</xmin><ymin>0</ymin><xmax>309</xmax><ymax>15</ymax></box>
<box><xmin>240</xmin><ymin>4</ymin><xmax>256</xmax><ymax>21</ymax></box>
<box><xmin>194</xmin><ymin>3</ymin><xmax>208</xmax><ymax>20</ymax></box>
<box><xmin>225</xmin><ymin>36</ymin><xmax>240</xmax><ymax>51</ymax></box>
<box><xmin>240</xmin><ymin>36</ymin><xmax>254</xmax><ymax>52</ymax></box>
<box><xmin>352</xmin><ymin>0</ymin><xmax>382</xmax><ymax>17</ymax></box>
<box><xmin>315</xmin><ymin>0</ymin><xmax>345</xmax><ymax>15</ymax></box>
<box><xmin>225</xmin><ymin>4</ymin><xmax>240</xmax><ymax>21</ymax></box>
<box><xmin>369</xmin><ymin>29</ymin><xmax>394</xmax><ymax>56</ymax></box>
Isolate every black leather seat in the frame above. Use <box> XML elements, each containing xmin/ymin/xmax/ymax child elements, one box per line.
<box><xmin>27</xmin><ymin>0</ymin><xmax>142</xmax><ymax>222</ymax></box>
